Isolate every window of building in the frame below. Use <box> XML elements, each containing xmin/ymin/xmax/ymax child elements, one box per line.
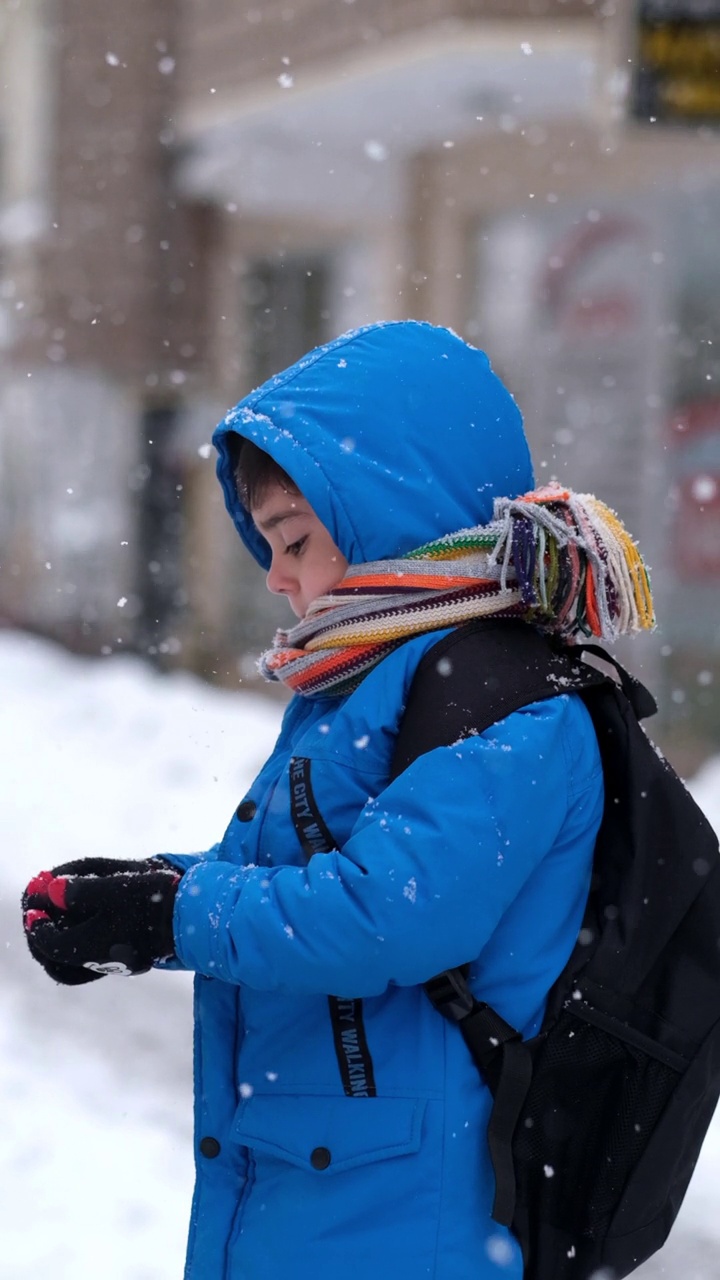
<box><xmin>241</xmin><ymin>254</ymin><xmax>330</xmax><ymax>389</ymax></box>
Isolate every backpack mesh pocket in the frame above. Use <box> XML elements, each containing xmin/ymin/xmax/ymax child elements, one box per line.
<box><xmin>513</xmin><ymin>1011</ymin><xmax>681</xmax><ymax>1238</ymax></box>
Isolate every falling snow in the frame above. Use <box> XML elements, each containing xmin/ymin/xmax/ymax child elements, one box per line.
<box><xmin>363</xmin><ymin>139</ymin><xmax>388</xmax><ymax>161</ymax></box>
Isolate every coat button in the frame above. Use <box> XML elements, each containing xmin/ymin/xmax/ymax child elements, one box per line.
<box><xmin>236</xmin><ymin>799</ymin><xmax>256</xmax><ymax>822</ymax></box>
<box><xmin>199</xmin><ymin>1136</ymin><xmax>221</xmax><ymax>1159</ymax></box>
<box><xmin>310</xmin><ymin>1146</ymin><xmax>331</xmax><ymax>1170</ymax></box>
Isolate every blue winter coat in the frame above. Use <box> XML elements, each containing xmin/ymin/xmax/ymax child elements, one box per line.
<box><xmin>166</xmin><ymin>322</ymin><xmax>604</xmax><ymax>1280</ymax></box>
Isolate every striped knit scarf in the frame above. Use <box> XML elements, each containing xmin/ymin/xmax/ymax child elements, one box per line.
<box><xmin>259</xmin><ymin>484</ymin><xmax>655</xmax><ymax>697</ymax></box>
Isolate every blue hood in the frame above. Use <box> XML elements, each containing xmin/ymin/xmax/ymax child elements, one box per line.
<box><xmin>212</xmin><ymin>320</ymin><xmax>534</xmax><ymax>569</ymax></box>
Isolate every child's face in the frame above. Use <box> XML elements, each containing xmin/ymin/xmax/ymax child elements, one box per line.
<box><xmin>252</xmin><ymin>481</ymin><xmax>349</xmax><ymax>618</ymax></box>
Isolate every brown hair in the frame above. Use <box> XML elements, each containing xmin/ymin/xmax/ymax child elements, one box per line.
<box><xmin>226</xmin><ymin>435</ymin><xmax>299</xmax><ymax>511</ymax></box>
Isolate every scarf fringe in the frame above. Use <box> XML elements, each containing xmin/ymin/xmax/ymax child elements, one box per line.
<box><xmin>488</xmin><ymin>486</ymin><xmax>655</xmax><ymax>640</ymax></box>
<box><xmin>260</xmin><ymin>483</ymin><xmax>655</xmax><ymax>696</ymax></box>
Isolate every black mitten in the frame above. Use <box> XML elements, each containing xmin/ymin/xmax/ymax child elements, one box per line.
<box><xmin>22</xmin><ymin>857</ymin><xmax>181</xmax><ymax>983</ymax></box>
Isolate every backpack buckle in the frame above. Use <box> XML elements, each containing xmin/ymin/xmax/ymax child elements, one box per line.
<box><xmin>424</xmin><ymin>968</ymin><xmax>475</xmax><ymax>1022</ymax></box>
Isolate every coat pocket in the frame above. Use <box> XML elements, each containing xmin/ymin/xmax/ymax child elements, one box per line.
<box><xmin>232</xmin><ymin>1094</ymin><xmax>426</xmax><ymax>1175</ymax></box>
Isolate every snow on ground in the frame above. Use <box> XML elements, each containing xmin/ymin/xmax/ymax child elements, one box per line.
<box><xmin>1</xmin><ymin>631</ymin><xmax>719</xmax><ymax>1279</ymax></box>
<box><xmin>0</xmin><ymin>632</ymin><xmax>283</xmax><ymax>1280</ymax></box>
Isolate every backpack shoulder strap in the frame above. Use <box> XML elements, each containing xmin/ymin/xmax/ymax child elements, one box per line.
<box><xmin>391</xmin><ymin>618</ymin><xmax>609</xmax><ymax>782</ymax></box>
<box><xmin>391</xmin><ymin>619</ymin><xmax>612</xmax><ymax>1228</ymax></box>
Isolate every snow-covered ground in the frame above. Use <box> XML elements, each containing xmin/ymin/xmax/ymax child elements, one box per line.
<box><xmin>1</xmin><ymin>631</ymin><xmax>719</xmax><ymax>1279</ymax></box>
<box><xmin>0</xmin><ymin>632</ymin><xmax>282</xmax><ymax>1280</ymax></box>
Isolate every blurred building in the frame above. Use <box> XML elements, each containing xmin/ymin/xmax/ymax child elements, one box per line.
<box><xmin>1</xmin><ymin>0</ymin><xmax>719</xmax><ymax>757</ymax></box>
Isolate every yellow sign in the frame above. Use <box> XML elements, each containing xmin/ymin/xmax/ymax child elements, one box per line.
<box><xmin>636</xmin><ymin>18</ymin><xmax>720</xmax><ymax>121</ymax></box>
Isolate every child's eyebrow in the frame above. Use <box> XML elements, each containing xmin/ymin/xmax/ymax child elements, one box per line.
<box><xmin>255</xmin><ymin>508</ymin><xmax>305</xmax><ymax>532</ymax></box>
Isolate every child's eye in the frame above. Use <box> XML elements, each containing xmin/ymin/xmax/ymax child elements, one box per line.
<box><xmin>285</xmin><ymin>535</ymin><xmax>308</xmax><ymax>557</ymax></box>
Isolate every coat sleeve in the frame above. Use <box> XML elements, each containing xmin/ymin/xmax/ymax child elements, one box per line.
<box><xmin>171</xmin><ymin>697</ymin><xmax>584</xmax><ymax>995</ymax></box>
<box><xmin>160</xmin><ymin>843</ymin><xmax>222</xmax><ymax>874</ymax></box>
<box><xmin>151</xmin><ymin>844</ymin><xmax>222</xmax><ymax>970</ymax></box>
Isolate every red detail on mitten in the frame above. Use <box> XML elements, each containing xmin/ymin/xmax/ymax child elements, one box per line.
<box><xmin>47</xmin><ymin>877</ymin><xmax>69</xmax><ymax>910</ymax></box>
<box><xmin>25</xmin><ymin>870</ymin><xmax>54</xmax><ymax>898</ymax></box>
<box><xmin>24</xmin><ymin>908</ymin><xmax>51</xmax><ymax>931</ymax></box>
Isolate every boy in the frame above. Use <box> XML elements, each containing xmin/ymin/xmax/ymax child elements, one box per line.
<box><xmin>24</xmin><ymin>321</ymin><xmax>654</xmax><ymax>1279</ymax></box>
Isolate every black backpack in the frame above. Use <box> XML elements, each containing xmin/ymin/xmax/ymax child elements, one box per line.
<box><xmin>390</xmin><ymin>619</ymin><xmax>720</xmax><ymax>1280</ymax></box>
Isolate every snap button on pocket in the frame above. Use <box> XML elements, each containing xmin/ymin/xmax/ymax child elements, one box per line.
<box><xmin>236</xmin><ymin>799</ymin><xmax>256</xmax><ymax>822</ymax></box>
<box><xmin>200</xmin><ymin>1136</ymin><xmax>221</xmax><ymax>1158</ymax></box>
<box><xmin>232</xmin><ymin>1096</ymin><xmax>426</xmax><ymax>1175</ymax></box>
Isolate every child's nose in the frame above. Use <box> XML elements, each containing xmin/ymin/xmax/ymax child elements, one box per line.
<box><xmin>266</xmin><ymin>555</ymin><xmax>295</xmax><ymax>597</ymax></box>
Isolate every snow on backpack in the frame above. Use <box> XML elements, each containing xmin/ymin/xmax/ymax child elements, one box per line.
<box><xmin>390</xmin><ymin>618</ymin><xmax>720</xmax><ymax>1280</ymax></box>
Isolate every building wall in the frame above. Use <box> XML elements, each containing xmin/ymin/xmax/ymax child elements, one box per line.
<box><xmin>0</xmin><ymin>366</ymin><xmax>140</xmax><ymax>641</ymax></box>
<box><xmin>0</xmin><ymin>0</ymin><xmax>220</xmax><ymax>652</ymax></box>
<box><xmin>13</xmin><ymin>0</ymin><xmax>179</xmax><ymax>379</ymax></box>
<box><xmin>180</xmin><ymin>0</ymin><xmax>596</xmax><ymax>103</ymax></box>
